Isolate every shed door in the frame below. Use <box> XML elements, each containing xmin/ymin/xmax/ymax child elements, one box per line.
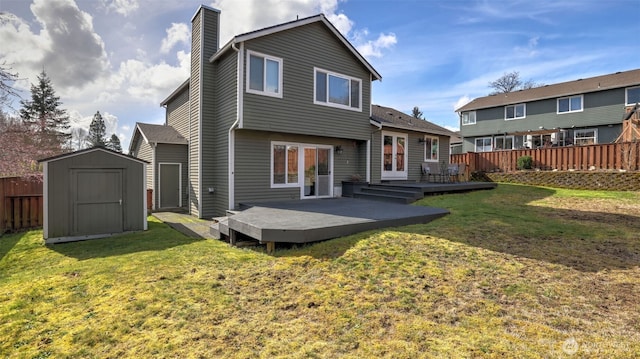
<box><xmin>72</xmin><ymin>169</ymin><xmax>123</xmax><ymax>235</ymax></box>
<box><xmin>159</xmin><ymin>163</ymin><xmax>181</xmax><ymax>208</ymax></box>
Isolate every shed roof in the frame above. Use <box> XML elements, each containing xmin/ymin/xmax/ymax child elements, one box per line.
<box><xmin>457</xmin><ymin>68</ymin><xmax>640</xmax><ymax>112</ymax></box>
<box><xmin>371</xmin><ymin>104</ymin><xmax>456</xmax><ymax>137</ymax></box>
<box><xmin>38</xmin><ymin>146</ymin><xmax>149</xmax><ymax>164</ymax></box>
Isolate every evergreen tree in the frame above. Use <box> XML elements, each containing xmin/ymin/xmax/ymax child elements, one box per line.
<box><xmin>107</xmin><ymin>134</ymin><xmax>122</xmax><ymax>152</ymax></box>
<box><xmin>19</xmin><ymin>70</ymin><xmax>71</xmax><ymax>148</ymax></box>
<box><xmin>87</xmin><ymin>111</ymin><xmax>107</xmax><ymax>147</ymax></box>
<box><xmin>411</xmin><ymin>106</ymin><xmax>423</xmax><ymax>119</ymax></box>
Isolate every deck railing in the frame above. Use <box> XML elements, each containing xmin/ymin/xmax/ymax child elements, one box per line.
<box><xmin>451</xmin><ymin>142</ymin><xmax>640</xmax><ymax>173</ymax></box>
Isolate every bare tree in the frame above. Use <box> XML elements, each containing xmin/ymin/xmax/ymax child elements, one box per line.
<box><xmin>0</xmin><ymin>62</ymin><xmax>19</xmax><ymax>108</ymax></box>
<box><xmin>489</xmin><ymin>71</ymin><xmax>544</xmax><ymax>95</ymax></box>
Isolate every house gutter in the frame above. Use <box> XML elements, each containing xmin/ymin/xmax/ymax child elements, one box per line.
<box><xmin>228</xmin><ymin>41</ymin><xmax>242</xmax><ymax>211</ymax></box>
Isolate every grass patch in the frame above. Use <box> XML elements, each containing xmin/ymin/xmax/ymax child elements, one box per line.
<box><xmin>1</xmin><ymin>185</ymin><xmax>639</xmax><ymax>357</ymax></box>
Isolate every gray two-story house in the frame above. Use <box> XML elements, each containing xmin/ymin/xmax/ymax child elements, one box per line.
<box><xmin>130</xmin><ymin>5</ymin><xmax>453</xmax><ymax>218</ymax></box>
<box><xmin>456</xmin><ymin>69</ymin><xmax>640</xmax><ymax>153</ymax></box>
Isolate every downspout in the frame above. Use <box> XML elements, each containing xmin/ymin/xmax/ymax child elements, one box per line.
<box><xmin>151</xmin><ymin>142</ymin><xmax>156</xmax><ymax>210</ymax></box>
<box><xmin>228</xmin><ymin>41</ymin><xmax>242</xmax><ymax>210</ymax></box>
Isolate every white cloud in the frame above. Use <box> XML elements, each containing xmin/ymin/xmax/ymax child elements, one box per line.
<box><xmin>454</xmin><ymin>96</ymin><xmax>472</xmax><ymax>112</ymax></box>
<box><xmin>160</xmin><ymin>22</ymin><xmax>190</xmax><ymax>54</ymax></box>
<box><xmin>357</xmin><ymin>32</ymin><xmax>397</xmax><ymax>58</ymax></box>
<box><xmin>105</xmin><ymin>0</ymin><xmax>140</xmax><ymax>17</ymax></box>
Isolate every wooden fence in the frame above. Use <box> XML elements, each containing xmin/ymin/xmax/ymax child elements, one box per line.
<box><xmin>0</xmin><ymin>177</ymin><xmax>43</xmax><ymax>233</ymax></box>
<box><xmin>451</xmin><ymin>142</ymin><xmax>640</xmax><ymax>173</ymax></box>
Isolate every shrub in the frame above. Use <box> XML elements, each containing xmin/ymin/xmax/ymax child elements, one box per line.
<box><xmin>517</xmin><ymin>156</ymin><xmax>533</xmax><ymax>170</ymax></box>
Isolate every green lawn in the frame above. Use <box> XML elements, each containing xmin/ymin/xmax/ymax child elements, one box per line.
<box><xmin>1</xmin><ymin>184</ymin><xmax>639</xmax><ymax>358</ymax></box>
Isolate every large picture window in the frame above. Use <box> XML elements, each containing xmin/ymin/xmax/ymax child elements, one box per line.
<box><xmin>314</xmin><ymin>68</ymin><xmax>361</xmax><ymax>111</ymax></box>
<box><xmin>574</xmin><ymin>129</ymin><xmax>597</xmax><ymax>146</ymax></box>
<box><xmin>626</xmin><ymin>86</ymin><xmax>640</xmax><ymax>106</ymax></box>
<box><xmin>247</xmin><ymin>50</ymin><xmax>282</xmax><ymax>98</ymax></box>
<box><xmin>423</xmin><ymin>136</ymin><xmax>439</xmax><ymax>161</ymax></box>
<box><xmin>475</xmin><ymin>137</ymin><xmax>492</xmax><ymax>152</ymax></box>
<box><xmin>272</xmin><ymin>144</ymin><xmax>298</xmax><ymax>186</ymax></box>
<box><xmin>461</xmin><ymin>111</ymin><xmax>476</xmax><ymax>125</ymax></box>
<box><xmin>494</xmin><ymin>135</ymin><xmax>514</xmax><ymax>150</ymax></box>
<box><xmin>557</xmin><ymin>95</ymin><xmax>583</xmax><ymax>113</ymax></box>
<box><xmin>505</xmin><ymin>104</ymin><xmax>526</xmax><ymax>120</ymax></box>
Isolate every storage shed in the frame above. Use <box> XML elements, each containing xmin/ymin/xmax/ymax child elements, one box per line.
<box><xmin>39</xmin><ymin>147</ymin><xmax>148</xmax><ymax>243</ymax></box>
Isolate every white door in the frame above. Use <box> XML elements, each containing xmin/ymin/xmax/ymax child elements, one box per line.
<box><xmin>301</xmin><ymin>146</ymin><xmax>332</xmax><ymax>198</ymax></box>
<box><xmin>382</xmin><ymin>131</ymin><xmax>408</xmax><ymax>180</ymax></box>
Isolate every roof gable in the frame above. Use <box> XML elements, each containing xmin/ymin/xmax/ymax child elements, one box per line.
<box><xmin>457</xmin><ymin>68</ymin><xmax>640</xmax><ymax>112</ymax></box>
<box><xmin>209</xmin><ymin>14</ymin><xmax>381</xmax><ymax>81</ymax></box>
<box><xmin>135</xmin><ymin>123</ymin><xmax>188</xmax><ymax>145</ymax></box>
<box><xmin>371</xmin><ymin>104</ymin><xmax>456</xmax><ymax>137</ymax></box>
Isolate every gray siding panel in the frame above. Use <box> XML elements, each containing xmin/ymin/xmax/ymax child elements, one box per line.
<box><xmin>189</xmin><ymin>12</ymin><xmax>202</xmax><ymax>216</ymax></box>
<box><xmin>241</xmin><ymin>22</ymin><xmax>372</xmax><ymax>141</ymax></box>
<box><xmin>166</xmin><ymin>86</ymin><xmax>190</xmax><ymax>139</ymax></box>
<box><xmin>131</xmin><ymin>136</ymin><xmax>154</xmax><ymax>192</ymax></box>
<box><xmin>233</xmin><ymin>130</ymin><xmax>362</xmax><ymax>207</ymax></box>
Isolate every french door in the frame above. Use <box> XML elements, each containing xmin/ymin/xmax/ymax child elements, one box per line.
<box><xmin>302</xmin><ymin>146</ymin><xmax>332</xmax><ymax>198</ymax></box>
<box><xmin>382</xmin><ymin>131</ymin><xmax>408</xmax><ymax>180</ymax></box>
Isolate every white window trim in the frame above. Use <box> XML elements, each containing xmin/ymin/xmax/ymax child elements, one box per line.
<box><xmin>493</xmin><ymin>135</ymin><xmax>514</xmax><ymax>151</ymax></box>
<box><xmin>423</xmin><ymin>135</ymin><xmax>439</xmax><ymax>162</ymax></box>
<box><xmin>246</xmin><ymin>50</ymin><xmax>283</xmax><ymax>98</ymax></box>
<box><xmin>504</xmin><ymin>103</ymin><xmax>526</xmax><ymax>120</ymax></box>
<box><xmin>574</xmin><ymin>128</ymin><xmax>598</xmax><ymax>145</ymax></box>
<box><xmin>313</xmin><ymin>67</ymin><xmax>362</xmax><ymax>112</ymax></box>
<box><xmin>271</xmin><ymin>142</ymin><xmax>299</xmax><ymax>188</ymax></box>
<box><xmin>557</xmin><ymin>95</ymin><xmax>583</xmax><ymax>114</ymax></box>
<box><xmin>461</xmin><ymin>111</ymin><xmax>476</xmax><ymax>125</ymax></box>
<box><xmin>626</xmin><ymin>86</ymin><xmax>640</xmax><ymax>106</ymax></box>
<box><xmin>475</xmin><ymin>137</ymin><xmax>492</xmax><ymax>152</ymax></box>
<box><xmin>381</xmin><ymin>131</ymin><xmax>408</xmax><ymax>180</ymax></box>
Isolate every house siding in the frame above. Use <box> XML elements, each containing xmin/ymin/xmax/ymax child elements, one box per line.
<box><xmin>241</xmin><ymin>22</ymin><xmax>371</xmax><ymax>141</ymax></box>
<box><xmin>165</xmin><ymin>86</ymin><xmax>190</xmax><ymax>139</ymax></box>
<box><xmin>189</xmin><ymin>11</ymin><xmax>202</xmax><ymax>216</ymax></box>
<box><xmin>233</xmin><ymin>130</ymin><xmax>362</xmax><ymax>207</ymax></box>
<box><xmin>155</xmin><ymin>144</ymin><xmax>188</xmax><ymax>208</ymax></box>
<box><xmin>131</xmin><ymin>135</ymin><xmax>153</xmax><ymax>192</ymax></box>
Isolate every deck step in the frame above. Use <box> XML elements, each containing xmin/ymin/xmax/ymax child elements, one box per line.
<box><xmin>210</xmin><ymin>216</ymin><xmax>229</xmax><ymax>239</ymax></box>
<box><xmin>353</xmin><ymin>192</ymin><xmax>414</xmax><ymax>204</ymax></box>
<box><xmin>359</xmin><ymin>187</ymin><xmax>423</xmax><ymax>199</ymax></box>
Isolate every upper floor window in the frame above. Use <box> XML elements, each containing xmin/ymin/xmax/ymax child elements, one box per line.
<box><xmin>475</xmin><ymin>137</ymin><xmax>492</xmax><ymax>152</ymax></box>
<box><xmin>247</xmin><ymin>50</ymin><xmax>282</xmax><ymax>98</ymax></box>
<box><xmin>314</xmin><ymin>68</ymin><xmax>361</xmax><ymax>111</ymax></box>
<box><xmin>423</xmin><ymin>136</ymin><xmax>439</xmax><ymax>161</ymax></box>
<box><xmin>574</xmin><ymin>128</ymin><xmax>597</xmax><ymax>146</ymax></box>
<box><xmin>505</xmin><ymin>103</ymin><xmax>525</xmax><ymax>120</ymax></box>
<box><xmin>627</xmin><ymin>86</ymin><xmax>640</xmax><ymax>106</ymax></box>
<box><xmin>557</xmin><ymin>95</ymin><xmax>583</xmax><ymax>113</ymax></box>
<box><xmin>461</xmin><ymin>111</ymin><xmax>476</xmax><ymax>125</ymax></box>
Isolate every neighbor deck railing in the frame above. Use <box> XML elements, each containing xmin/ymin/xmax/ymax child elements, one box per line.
<box><xmin>451</xmin><ymin>142</ymin><xmax>640</xmax><ymax>173</ymax></box>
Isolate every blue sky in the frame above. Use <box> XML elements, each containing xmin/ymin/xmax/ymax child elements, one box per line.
<box><xmin>1</xmin><ymin>0</ymin><xmax>638</xmax><ymax>150</ymax></box>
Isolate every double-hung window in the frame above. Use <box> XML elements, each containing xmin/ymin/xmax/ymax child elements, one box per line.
<box><xmin>272</xmin><ymin>144</ymin><xmax>299</xmax><ymax>187</ymax></box>
<box><xmin>461</xmin><ymin>111</ymin><xmax>476</xmax><ymax>125</ymax></box>
<box><xmin>314</xmin><ymin>68</ymin><xmax>361</xmax><ymax>111</ymax></box>
<box><xmin>626</xmin><ymin>86</ymin><xmax>640</xmax><ymax>106</ymax></box>
<box><xmin>557</xmin><ymin>95</ymin><xmax>583</xmax><ymax>113</ymax></box>
<box><xmin>423</xmin><ymin>136</ymin><xmax>439</xmax><ymax>161</ymax></box>
<box><xmin>505</xmin><ymin>104</ymin><xmax>526</xmax><ymax>120</ymax></box>
<box><xmin>247</xmin><ymin>50</ymin><xmax>282</xmax><ymax>98</ymax></box>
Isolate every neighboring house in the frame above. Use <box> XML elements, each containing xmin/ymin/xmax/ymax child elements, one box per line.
<box><xmin>129</xmin><ymin>123</ymin><xmax>188</xmax><ymax>210</ymax></box>
<box><xmin>131</xmin><ymin>5</ymin><xmax>453</xmax><ymax>219</ymax></box>
<box><xmin>456</xmin><ymin>69</ymin><xmax>640</xmax><ymax>153</ymax></box>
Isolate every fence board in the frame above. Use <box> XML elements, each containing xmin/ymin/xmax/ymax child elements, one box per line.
<box><xmin>0</xmin><ymin>177</ymin><xmax>43</xmax><ymax>233</ymax></box>
<box><xmin>451</xmin><ymin>142</ymin><xmax>640</xmax><ymax>173</ymax></box>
